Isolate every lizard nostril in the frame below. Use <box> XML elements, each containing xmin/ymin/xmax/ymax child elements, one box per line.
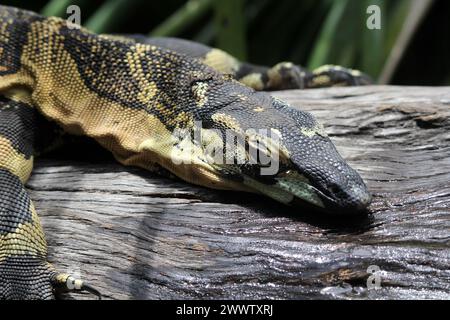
<box><xmin>329</xmin><ymin>184</ymin><xmax>342</xmax><ymax>196</ymax></box>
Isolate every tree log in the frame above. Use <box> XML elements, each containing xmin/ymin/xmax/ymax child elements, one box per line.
<box><xmin>26</xmin><ymin>86</ymin><xmax>450</xmax><ymax>300</ymax></box>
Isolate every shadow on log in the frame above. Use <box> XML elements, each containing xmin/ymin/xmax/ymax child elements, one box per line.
<box><xmin>26</xmin><ymin>86</ymin><xmax>450</xmax><ymax>300</ymax></box>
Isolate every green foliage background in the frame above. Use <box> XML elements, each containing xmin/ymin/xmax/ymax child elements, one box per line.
<box><xmin>4</xmin><ymin>0</ymin><xmax>450</xmax><ymax>85</ymax></box>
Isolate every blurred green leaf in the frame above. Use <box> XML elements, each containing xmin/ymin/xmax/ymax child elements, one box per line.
<box><xmin>84</xmin><ymin>0</ymin><xmax>139</xmax><ymax>33</ymax></box>
<box><xmin>384</xmin><ymin>0</ymin><xmax>411</xmax><ymax>58</ymax></box>
<box><xmin>213</xmin><ymin>0</ymin><xmax>247</xmax><ymax>60</ymax></box>
<box><xmin>361</xmin><ymin>0</ymin><xmax>385</xmax><ymax>79</ymax></box>
<box><xmin>40</xmin><ymin>0</ymin><xmax>84</xmax><ymax>17</ymax></box>
<box><xmin>149</xmin><ymin>0</ymin><xmax>215</xmax><ymax>37</ymax></box>
<box><xmin>307</xmin><ymin>0</ymin><xmax>348</xmax><ymax>70</ymax></box>
<box><xmin>379</xmin><ymin>0</ymin><xmax>434</xmax><ymax>84</ymax></box>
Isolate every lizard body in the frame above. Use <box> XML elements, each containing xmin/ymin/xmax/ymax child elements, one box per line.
<box><xmin>0</xmin><ymin>6</ymin><xmax>371</xmax><ymax>299</ymax></box>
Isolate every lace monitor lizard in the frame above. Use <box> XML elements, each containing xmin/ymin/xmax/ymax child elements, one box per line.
<box><xmin>0</xmin><ymin>5</ymin><xmax>372</xmax><ymax>299</ymax></box>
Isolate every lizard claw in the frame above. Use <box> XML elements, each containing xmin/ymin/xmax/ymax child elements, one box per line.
<box><xmin>51</xmin><ymin>273</ymin><xmax>102</xmax><ymax>300</ymax></box>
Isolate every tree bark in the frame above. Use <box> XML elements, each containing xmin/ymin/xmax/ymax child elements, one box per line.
<box><xmin>27</xmin><ymin>86</ymin><xmax>450</xmax><ymax>300</ymax></box>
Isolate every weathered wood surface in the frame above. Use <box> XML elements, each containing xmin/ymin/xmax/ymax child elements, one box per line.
<box><xmin>27</xmin><ymin>86</ymin><xmax>450</xmax><ymax>300</ymax></box>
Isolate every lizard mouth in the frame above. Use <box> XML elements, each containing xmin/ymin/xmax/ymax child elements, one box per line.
<box><xmin>286</xmin><ymin>182</ymin><xmax>370</xmax><ymax>215</ymax></box>
<box><xmin>242</xmin><ymin>170</ymin><xmax>371</xmax><ymax>215</ymax></box>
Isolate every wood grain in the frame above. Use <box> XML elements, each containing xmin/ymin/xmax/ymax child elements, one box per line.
<box><xmin>27</xmin><ymin>86</ymin><xmax>450</xmax><ymax>300</ymax></box>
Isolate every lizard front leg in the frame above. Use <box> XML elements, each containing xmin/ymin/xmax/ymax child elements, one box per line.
<box><xmin>121</xmin><ymin>36</ymin><xmax>372</xmax><ymax>90</ymax></box>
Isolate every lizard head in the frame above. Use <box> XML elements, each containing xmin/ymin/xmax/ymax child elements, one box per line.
<box><xmin>145</xmin><ymin>63</ymin><xmax>372</xmax><ymax>215</ymax></box>
<box><xmin>168</xmin><ymin>77</ymin><xmax>371</xmax><ymax>215</ymax></box>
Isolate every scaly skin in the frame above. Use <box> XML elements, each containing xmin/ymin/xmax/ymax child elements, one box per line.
<box><xmin>0</xmin><ymin>6</ymin><xmax>371</xmax><ymax>299</ymax></box>
<box><xmin>125</xmin><ymin>35</ymin><xmax>373</xmax><ymax>90</ymax></box>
